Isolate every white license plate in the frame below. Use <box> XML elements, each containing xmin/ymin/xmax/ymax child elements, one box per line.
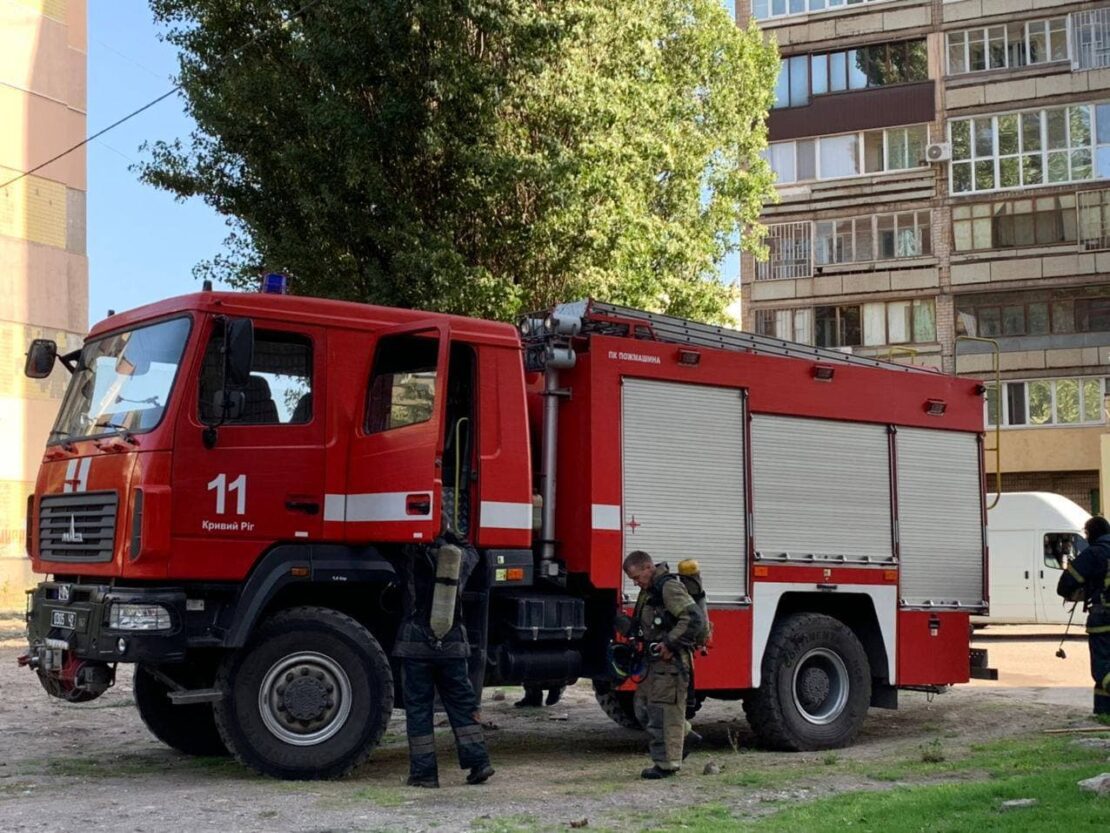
<box><xmin>50</xmin><ymin>609</ymin><xmax>77</xmax><ymax>630</ymax></box>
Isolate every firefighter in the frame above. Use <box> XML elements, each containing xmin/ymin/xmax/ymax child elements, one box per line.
<box><xmin>622</xmin><ymin>550</ymin><xmax>705</xmax><ymax>779</ymax></box>
<box><xmin>394</xmin><ymin>531</ymin><xmax>495</xmax><ymax>788</ymax></box>
<box><xmin>1057</xmin><ymin>515</ymin><xmax>1110</xmax><ymax>716</ymax></box>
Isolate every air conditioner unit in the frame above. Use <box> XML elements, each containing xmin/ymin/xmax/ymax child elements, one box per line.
<box><xmin>926</xmin><ymin>142</ymin><xmax>952</xmax><ymax>163</ymax></box>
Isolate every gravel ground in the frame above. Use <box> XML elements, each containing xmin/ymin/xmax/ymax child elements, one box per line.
<box><xmin>0</xmin><ymin>616</ymin><xmax>1100</xmax><ymax>833</ymax></box>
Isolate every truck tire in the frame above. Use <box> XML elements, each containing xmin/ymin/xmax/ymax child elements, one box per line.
<box><xmin>214</xmin><ymin>606</ymin><xmax>393</xmax><ymax>780</ymax></box>
<box><xmin>134</xmin><ymin>661</ymin><xmax>228</xmax><ymax>757</ymax></box>
<box><xmin>743</xmin><ymin>613</ymin><xmax>870</xmax><ymax>751</ymax></box>
<box><xmin>592</xmin><ymin>680</ymin><xmax>644</xmax><ymax>729</ymax></box>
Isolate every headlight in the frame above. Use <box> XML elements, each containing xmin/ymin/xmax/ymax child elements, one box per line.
<box><xmin>108</xmin><ymin>603</ymin><xmax>171</xmax><ymax>631</ymax></box>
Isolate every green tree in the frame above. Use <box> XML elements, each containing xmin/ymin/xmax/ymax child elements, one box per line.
<box><xmin>141</xmin><ymin>0</ymin><xmax>778</xmax><ymax>322</ymax></box>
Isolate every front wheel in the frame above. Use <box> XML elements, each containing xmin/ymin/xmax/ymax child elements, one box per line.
<box><xmin>214</xmin><ymin>606</ymin><xmax>393</xmax><ymax>780</ymax></box>
<box><xmin>743</xmin><ymin>613</ymin><xmax>871</xmax><ymax>751</ymax></box>
<box><xmin>134</xmin><ymin>659</ymin><xmax>228</xmax><ymax>757</ymax></box>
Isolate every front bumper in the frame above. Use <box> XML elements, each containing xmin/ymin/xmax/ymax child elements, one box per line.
<box><xmin>26</xmin><ymin>581</ymin><xmax>189</xmax><ymax>666</ymax></box>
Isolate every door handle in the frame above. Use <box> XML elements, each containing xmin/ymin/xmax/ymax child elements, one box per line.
<box><xmin>406</xmin><ymin>494</ymin><xmax>431</xmax><ymax>516</ymax></box>
<box><xmin>285</xmin><ymin>499</ymin><xmax>320</xmax><ymax>515</ymax></box>
<box><xmin>1024</xmin><ymin>570</ymin><xmax>1030</xmax><ymax>580</ymax></box>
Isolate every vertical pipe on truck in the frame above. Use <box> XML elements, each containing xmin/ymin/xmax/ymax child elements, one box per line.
<box><xmin>540</xmin><ymin>365</ymin><xmax>560</xmax><ymax>571</ymax></box>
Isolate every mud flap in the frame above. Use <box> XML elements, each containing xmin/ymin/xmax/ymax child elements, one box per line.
<box><xmin>970</xmin><ymin>647</ymin><xmax>998</xmax><ymax>680</ymax></box>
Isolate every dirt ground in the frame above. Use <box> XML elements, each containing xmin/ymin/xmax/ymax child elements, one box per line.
<box><xmin>0</xmin><ymin>616</ymin><xmax>1103</xmax><ymax>833</ymax></box>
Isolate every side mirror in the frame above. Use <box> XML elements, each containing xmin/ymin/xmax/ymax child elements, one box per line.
<box><xmin>224</xmin><ymin>318</ymin><xmax>254</xmax><ymax>389</ymax></box>
<box><xmin>211</xmin><ymin>390</ymin><xmax>245</xmax><ymax>422</ymax></box>
<box><xmin>24</xmin><ymin>339</ymin><xmax>58</xmax><ymax>379</ymax></box>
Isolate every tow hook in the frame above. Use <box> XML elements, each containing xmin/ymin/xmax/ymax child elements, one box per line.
<box><xmin>17</xmin><ymin>652</ymin><xmax>36</xmax><ymax>668</ymax></box>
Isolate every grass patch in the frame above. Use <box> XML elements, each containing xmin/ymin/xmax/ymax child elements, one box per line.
<box><xmin>854</xmin><ymin>734</ymin><xmax>1109</xmax><ymax>783</ymax></box>
<box><xmin>471</xmin><ymin>814</ymin><xmax>542</xmax><ymax>833</ymax></box>
<box><xmin>44</xmin><ymin>754</ymin><xmax>170</xmax><ymax>777</ymax></box>
<box><xmin>650</xmin><ymin>734</ymin><xmax>1110</xmax><ymax>833</ymax></box>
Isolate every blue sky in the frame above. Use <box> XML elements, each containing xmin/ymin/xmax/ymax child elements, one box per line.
<box><xmin>87</xmin><ymin>2</ymin><xmax>227</xmax><ymax>324</ymax></box>
<box><xmin>86</xmin><ymin>1</ymin><xmax>739</xmax><ymax>327</ymax></box>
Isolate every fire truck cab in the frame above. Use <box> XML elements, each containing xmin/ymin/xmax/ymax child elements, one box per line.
<box><xmin>21</xmin><ymin>290</ymin><xmax>993</xmax><ymax>780</ymax></box>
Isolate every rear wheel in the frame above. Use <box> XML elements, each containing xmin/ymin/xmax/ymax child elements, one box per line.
<box><xmin>134</xmin><ymin>659</ymin><xmax>228</xmax><ymax>757</ymax></box>
<box><xmin>592</xmin><ymin>680</ymin><xmax>644</xmax><ymax>729</ymax></box>
<box><xmin>744</xmin><ymin>613</ymin><xmax>870</xmax><ymax>751</ymax></box>
<box><xmin>214</xmin><ymin>606</ymin><xmax>393</xmax><ymax>780</ymax></box>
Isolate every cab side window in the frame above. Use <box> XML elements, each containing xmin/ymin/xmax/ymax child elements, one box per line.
<box><xmin>1043</xmin><ymin>532</ymin><xmax>1086</xmax><ymax>569</ymax></box>
<box><xmin>198</xmin><ymin>329</ymin><xmax>313</xmax><ymax>425</ymax></box>
<box><xmin>366</xmin><ymin>334</ymin><xmax>437</xmax><ymax>433</ymax></box>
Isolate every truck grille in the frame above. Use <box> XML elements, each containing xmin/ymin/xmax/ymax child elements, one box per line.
<box><xmin>38</xmin><ymin>492</ymin><xmax>119</xmax><ymax>563</ymax></box>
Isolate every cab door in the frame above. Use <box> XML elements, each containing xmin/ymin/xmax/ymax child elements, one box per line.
<box><xmin>171</xmin><ymin>319</ymin><xmax>325</xmax><ymax>579</ymax></box>
<box><xmin>330</xmin><ymin>322</ymin><xmax>448</xmax><ymax>544</ymax></box>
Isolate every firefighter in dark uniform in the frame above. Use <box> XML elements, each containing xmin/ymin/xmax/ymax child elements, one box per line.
<box><xmin>394</xmin><ymin>532</ymin><xmax>495</xmax><ymax>787</ymax></box>
<box><xmin>1057</xmin><ymin>515</ymin><xmax>1110</xmax><ymax>716</ymax></box>
<box><xmin>623</xmin><ymin>550</ymin><xmax>704</xmax><ymax>779</ymax></box>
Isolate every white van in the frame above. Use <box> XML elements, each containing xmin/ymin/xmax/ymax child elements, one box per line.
<box><xmin>975</xmin><ymin>492</ymin><xmax>1091</xmax><ymax>625</ymax></box>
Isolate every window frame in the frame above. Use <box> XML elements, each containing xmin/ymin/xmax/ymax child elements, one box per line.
<box><xmin>197</xmin><ymin>325</ymin><xmax>315</xmax><ymax>427</ymax></box>
<box><xmin>946</xmin><ymin>16</ymin><xmax>1070</xmax><ymax>76</ymax></box>
<box><xmin>766</xmin><ymin>124</ymin><xmax>930</xmax><ymax>185</ymax></box>
<box><xmin>752</xmin><ymin>0</ymin><xmax>895</xmax><ymax>23</ymax></box>
<box><xmin>950</xmin><ymin>104</ymin><xmax>1103</xmax><ymax>196</ymax></box>
<box><xmin>364</xmin><ymin>328</ymin><xmax>446</xmax><ymax>435</ymax></box>
<box><xmin>984</xmin><ymin>376</ymin><xmax>1107</xmax><ymax>428</ymax></box>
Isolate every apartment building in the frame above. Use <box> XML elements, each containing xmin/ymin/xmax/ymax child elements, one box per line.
<box><xmin>0</xmin><ymin>0</ymin><xmax>87</xmax><ymax>607</ymax></box>
<box><xmin>739</xmin><ymin>0</ymin><xmax>1110</xmax><ymax>512</ymax></box>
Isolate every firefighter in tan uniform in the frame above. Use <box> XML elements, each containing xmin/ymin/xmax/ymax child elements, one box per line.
<box><xmin>623</xmin><ymin>550</ymin><xmax>705</xmax><ymax>779</ymax></box>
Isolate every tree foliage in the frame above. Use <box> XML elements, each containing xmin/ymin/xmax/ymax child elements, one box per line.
<box><xmin>142</xmin><ymin>0</ymin><xmax>778</xmax><ymax>321</ymax></box>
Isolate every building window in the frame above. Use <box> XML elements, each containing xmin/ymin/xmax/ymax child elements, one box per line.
<box><xmin>956</xmin><ymin>286</ymin><xmax>1110</xmax><ymax>337</ymax></box>
<box><xmin>776</xmin><ymin>40</ymin><xmax>927</xmax><ymax>109</ymax></box>
<box><xmin>758</xmin><ymin>300</ymin><xmax>934</xmax><ymax>347</ymax></box>
<box><xmin>814</xmin><ymin>209</ymin><xmax>931</xmax><ymax>265</ymax></box>
<box><xmin>952</xmin><ymin>195</ymin><xmax>1077</xmax><ymax>252</ymax></box>
<box><xmin>815</xmin><ymin>305</ymin><xmax>861</xmax><ymax>348</ymax></box>
<box><xmin>765</xmin><ymin>125</ymin><xmax>928</xmax><ymax>184</ymax></box>
<box><xmin>949</xmin><ymin>104</ymin><xmax>1110</xmax><ymax>195</ymax></box>
<box><xmin>862</xmin><ymin>299</ymin><xmax>937</xmax><ymax>346</ymax></box>
<box><xmin>1078</xmin><ymin>187</ymin><xmax>1110</xmax><ymax>250</ymax></box>
<box><xmin>984</xmin><ymin>378</ymin><xmax>1105</xmax><ymax>427</ymax></box>
<box><xmin>752</xmin><ymin>0</ymin><xmax>896</xmax><ymax>23</ymax></box>
<box><xmin>757</xmin><ymin>222</ymin><xmax>812</xmax><ymax>280</ymax></box>
<box><xmin>755</xmin><ymin>308</ymin><xmax>815</xmax><ymax>344</ymax></box>
<box><xmin>1073</xmin><ymin>9</ymin><xmax>1110</xmax><ymax>71</ymax></box>
<box><xmin>946</xmin><ymin>18</ymin><xmax>1068</xmax><ymax>75</ymax></box>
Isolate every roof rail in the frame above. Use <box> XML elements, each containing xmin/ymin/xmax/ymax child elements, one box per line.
<box><xmin>570</xmin><ymin>299</ymin><xmax>935</xmax><ymax>375</ymax></box>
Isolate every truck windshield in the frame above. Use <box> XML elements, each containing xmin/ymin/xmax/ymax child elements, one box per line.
<box><xmin>51</xmin><ymin>317</ymin><xmax>191</xmax><ymax>442</ymax></box>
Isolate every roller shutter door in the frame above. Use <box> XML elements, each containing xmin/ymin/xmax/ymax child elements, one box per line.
<box><xmin>897</xmin><ymin>428</ymin><xmax>984</xmax><ymax>608</ymax></box>
<box><xmin>751</xmin><ymin>415</ymin><xmax>893</xmax><ymax>563</ymax></box>
<box><xmin>621</xmin><ymin>379</ymin><xmax>746</xmax><ymax>603</ymax></box>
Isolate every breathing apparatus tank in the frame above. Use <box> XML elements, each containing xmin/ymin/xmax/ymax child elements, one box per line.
<box><xmin>429</xmin><ymin>543</ymin><xmax>463</xmax><ymax>639</ymax></box>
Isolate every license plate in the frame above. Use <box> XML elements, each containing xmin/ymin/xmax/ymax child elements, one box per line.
<box><xmin>50</xmin><ymin>609</ymin><xmax>77</xmax><ymax>630</ymax></box>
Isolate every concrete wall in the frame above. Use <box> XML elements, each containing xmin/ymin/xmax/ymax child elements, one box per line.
<box><xmin>0</xmin><ymin>0</ymin><xmax>87</xmax><ymax>609</ymax></box>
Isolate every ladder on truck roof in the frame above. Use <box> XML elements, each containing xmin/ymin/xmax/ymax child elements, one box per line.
<box><xmin>570</xmin><ymin>299</ymin><xmax>936</xmax><ymax>375</ymax></box>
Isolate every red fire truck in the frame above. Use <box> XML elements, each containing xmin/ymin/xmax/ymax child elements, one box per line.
<box><xmin>20</xmin><ymin>289</ymin><xmax>994</xmax><ymax>779</ymax></box>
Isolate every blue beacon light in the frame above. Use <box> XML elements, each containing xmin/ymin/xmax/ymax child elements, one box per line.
<box><xmin>261</xmin><ymin>273</ymin><xmax>290</xmax><ymax>294</ymax></box>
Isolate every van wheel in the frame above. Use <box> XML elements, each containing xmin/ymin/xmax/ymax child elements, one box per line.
<box><xmin>214</xmin><ymin>607</ymin><xmax>393</xmax><ymax>780</ymax></box>
<box><xmin>592</xmin><ymin>680</ymin><xmax>644</xmax><ymax>729</ymax></box>
<box><xmin>743</xmin><ymin>613</ymin><xmax>870</xmax><ymax>751</ymax></box>
<box><xmin>134</xmin><ymin>659</ymin><xmax>228</xmax><ymax>757</ymax></box>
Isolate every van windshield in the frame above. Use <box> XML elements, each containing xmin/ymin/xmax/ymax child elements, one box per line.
<box><xmin>50</xmin><ymin>317</ymin><xmax>192</xmax><ymax>442</ymax></box>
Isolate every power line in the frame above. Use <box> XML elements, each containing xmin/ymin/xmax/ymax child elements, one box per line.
<box><xmin>0</xmin><ymin>0</ymin><xmax>325</xmax><ymax>193</ymax></box>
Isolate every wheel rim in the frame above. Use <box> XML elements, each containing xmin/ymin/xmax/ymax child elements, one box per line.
<box><xmin>258</xmin><ymin>651</ymin><xmax>352</xmax><ymax>746</ymax></box>
<box><xmin>791</xmin><ymin>647</ymin><xmax>849</xmax><ymax>725</ymax></box>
